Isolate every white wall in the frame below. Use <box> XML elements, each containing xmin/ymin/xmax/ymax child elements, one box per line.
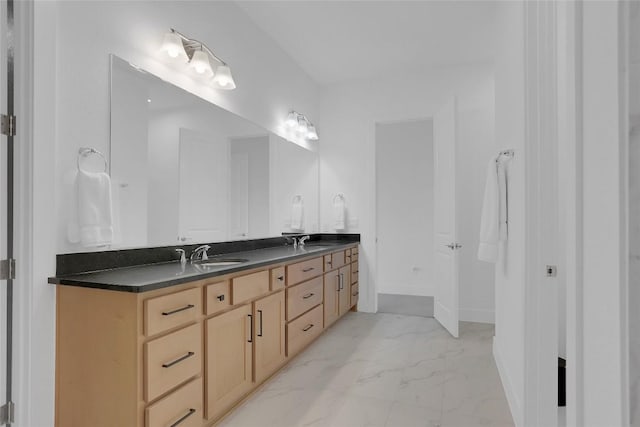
<box><xmin>27</xmin><ymin>1</ymin><xmax>320</xmax><ymax>426</ymax></box>
<box><xmin>54</xmin><ymin>0</ymin><xmax>320</xmax><ymax>253</ymax></box>
<box><xmin>492</xmin><ymin>1</ymin><xmax>526</xmax><ymax>425</ymax></box>
<box><xmin>318</xmin><ymin>64</ymin><xmax>495</xmax><ymax>314</ymax></box>
<box><xmin>375</xmin><ymin>119</ymin><xmax>434</xmax><ymax>297</ymax></box>
<box><xmin>457</xmin><ymin>106</ymin><xmax>498</xmax><ymax>324</ymax></box>
<box><xmin>582</xmin><ymin>2</ymin><xmax>628</xmax><ymax>425</ymax></box>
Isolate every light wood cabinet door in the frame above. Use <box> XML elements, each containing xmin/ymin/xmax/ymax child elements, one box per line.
<box><xmin>338</xmin><ymin>264</ymin><xmax>352</xmax><ymax>316</ymax></box>
<box><xmin>205</xmin><ymin>304</ymin><xmax>253</xmax><ymax>421</ymax></box>
<box><xmin>323</xmin><ymin>270</ymin><xmax>340</xmax><ymax>327</ymax></box>
<box><xmin>253</xmin><ymin>291</ymin><xmax>286</xmax><ymax>383</ymax></box>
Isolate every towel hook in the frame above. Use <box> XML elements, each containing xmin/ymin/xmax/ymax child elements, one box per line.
<box><xmin>333</xmin><ymin>193</ymin><xmax>345</xmax><ymax>204</ymax></box>
<box><xmin>496</xmin><ymin>149</ymin><xmax>514</xmax><ymax>164</ymax></box>
<box><xmin>77</xmin><ymin>147</ymin><xmax>108</xmax><ymax>173</ymax></box>
<box><xmin>292</xmin><ymin>195</ymin><xmax>303</xmax><ymax>203</ymax></box>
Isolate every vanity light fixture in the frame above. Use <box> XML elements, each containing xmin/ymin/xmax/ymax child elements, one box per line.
<box><xmin>161</xmin><ymin>28</ymin><xmax>236</xmax><ymax>90</ymax></box>
<box><xmin>284</xmin><ymin>110</ymin><xmax>319</xmax><ymax>141</ymax></box>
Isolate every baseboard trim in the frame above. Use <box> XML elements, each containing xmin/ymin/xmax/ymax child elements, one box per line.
<box><xmin>376</xmin><ymin>284</ymin><xmax>435</xmax><ymax>297</ymax></box>
<box><xmin>493</xmin><ymin>337</ymin><xmax>523</xmax><ymax>427</ymax></box>
<box><xmin>460</xmin><ymin>308</ymin><xmax>495</xmax><ymax>324</ymax></box>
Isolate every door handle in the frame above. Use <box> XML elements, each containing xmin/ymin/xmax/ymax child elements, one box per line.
<box><xmin>257</xmin><ymin>309</ymin><xmax>263</xmax><ymax>337</ymax></box>
<box><xmin>247</xmin><ymin>314</ymin><xmax>253</xmax><ymax>343</ymax></box>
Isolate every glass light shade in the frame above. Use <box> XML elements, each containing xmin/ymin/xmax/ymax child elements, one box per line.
<box><xmin>162</xmin><ymin>32</ymin><xmax>185</xmax><ymax>59</ymax></box>
<box><xmin>297</xmin><ymin>117</ymin><xmax>308</xmax><ymax>134</ymax></box>
<box><xmin>306</xmin><ymin>125</ymin><xmax>319</xmax><ymax>140</ymax></box>
<box><xmin>211</xmin><ymin>65</ymin><xmax>236</xmax><ymax>90</ymax></box>
<box><xmin>190</xmin><ymin>49</ymin><xmax>214</xmax><ymax>76</ymax></box>
<box><xmin>285</xmin><ymin>111</ymin><xmax>298</xmax><ymax>127</ymax></box>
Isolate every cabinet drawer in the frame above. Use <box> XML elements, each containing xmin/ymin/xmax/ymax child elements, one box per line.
<box><xmin>286</xmin><ymin>276</ymin><xmax>323</xmax><ymax>321</ymax></box>
<box><xmin>146</xmin><ymin>377</ymin><xmax>202</xmax><ymax>427</ymax></box>
<box><xmin>352</xmin><ymin>252</ymin><xmax>359</xmax><ymax>262</ymax></box>
<box><xmin>345</xmin><ymin>249</ymin><xmax>352</xmax><ymax>264</ymax></box>
<box><xmin>351</xmin><ymin>261</ymin><xmax>359</xmax><ymax>284</ymax></box>
<box><xmin>287</xmin><ymin>304</ymin><xmax>323</xmax><ymax>356</ymax></box>
<box><xmin>145</xmin><ymin>323</ymin><xmax>202</xmax><ymax>402</ymax></box>
<box><xmin>205</xmin><ymin>281</ymin><xmax>230</xmax><ymax>316</ymax></box>
<box><xmin>144</xmin><ymin>288</ymin><xmax>201</xmax><ymax>337</ymax></box>
<box><xmin>332</xmin><ymin>251</ymin><xmax>347</xmax><ymax>270</ymax></box>
<box><xmin>352</xmin><ymin>246</ymin><xmax>359</xmax><ymax>255</ymax></box>
<box><xmin>231</xmin><ymin>271</ymin><xmax>269</xmax><ymax>305</ymax></box>
<box><xmin>271</xmin><ymin>266</ymin><xmax>286</xmax><ymax>291</ymax></box>
<box><xmin>351</xmin><ymin>283</ymin><xmax>359</xmax><ymax>307</ymax></box>
<box><xmin>287</xmin><ymin>257</ymin><xmax>323</xmax><ymax>286</ymax></box>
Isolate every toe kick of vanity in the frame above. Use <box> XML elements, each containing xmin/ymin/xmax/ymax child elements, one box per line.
<box><xmin>54</xmin><ymin>243</ymin><xmax>359</xmax><ymax>427</ymax></box>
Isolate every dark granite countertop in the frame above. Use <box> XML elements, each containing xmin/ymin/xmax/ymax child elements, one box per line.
<box><xmin>48</xmin><ymin>241</ymin><xmax>358</xmax><ymax>293</ymax></box>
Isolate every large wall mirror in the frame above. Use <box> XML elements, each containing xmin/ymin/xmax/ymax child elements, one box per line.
<box><xmin>110</xmin><ymin>55</ymin><xmax>318</xmax><ymax>249</ymax></box>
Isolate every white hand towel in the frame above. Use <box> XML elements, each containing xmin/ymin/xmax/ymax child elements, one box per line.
<box><xmin>77</xmin><ymin>169</ymin><xmax>114</xmax><ymax>247</ymax></box>
<box><xmin>478</xmin><ymin>156</ymin><xmax>500</xmax><ymax>262</ymax></box>
<box><xmin>291</xmin><ymin>196</ymin><xmax>304</xmax><ymax>231</ymax></box>
<box><xmin>333</xmin><ymin>194</ymin><xmax>346</xmax><ymax>230</ymax></box>
<box><xmin>498</xmin><ymin>159</ymin><xmax>509</xmax><ymax>240</ymax></box>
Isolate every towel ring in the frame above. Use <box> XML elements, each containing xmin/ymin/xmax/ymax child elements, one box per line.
<box><xmin>77</xmin><ymin>147</ymin><xmax>108</xmax><ymax>173</ymax></box>
<box><xmin>333</xmin><ymin>193</ymin><xmax>345</xmax><ymax>204</ymax></box>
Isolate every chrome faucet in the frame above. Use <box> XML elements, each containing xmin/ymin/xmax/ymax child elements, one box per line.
<box><xmin>298</xmin><ymin>235</ymin><xmax>310</xmax><ymax>247</ymax></box>
<box><xmin>175</xmin><ymin>248</ymin><xmax>186</xmax><ymax>267</ymax></box>
<box><xmin>190</xmin><ymin>245</ymin><xmax>211</xmax><ymax>262</ymax></box>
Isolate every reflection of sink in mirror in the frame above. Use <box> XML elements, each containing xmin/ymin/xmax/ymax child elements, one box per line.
<box><xmin>196</xmin><ymin>258</ymin><xmax>249</xmax><ymax>267</ymax></box>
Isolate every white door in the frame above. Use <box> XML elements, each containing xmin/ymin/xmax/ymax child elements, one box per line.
<box><xmin>178</xmin><ymin>129</ymin><xmax>229</xmax><ymax>243</ymax></box>
<box><xmin>433</xmin><ymin>98</ymin><xmax>460</xmax><ymax>338</ymax></box>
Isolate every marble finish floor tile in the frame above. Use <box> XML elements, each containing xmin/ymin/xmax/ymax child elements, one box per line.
<box><xmin>218</xmin><ymin>313</ymin><xmax>514</xmax><ymax>427</ymax></box>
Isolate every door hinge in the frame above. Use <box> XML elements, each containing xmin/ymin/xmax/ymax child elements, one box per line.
<box><xmin>0</xmin><ymin>401</ymin><xmax>15</xmax><ymax>425</ymax></box>
<box><xmin>0</xmin><ymin>259</ymin><xmax>16</xmax><ymax>280</ymax></box>
<box><xmin>1</xmin><ymin>114</ymin><xmax>16</xmax><ymax>136</ymax></box>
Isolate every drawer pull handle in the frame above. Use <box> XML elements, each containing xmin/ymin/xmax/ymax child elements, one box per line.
<box><xmin>302</xmin><ymin>324</ymin><xmax>314</xmax><ymax>332</ymax></box>
<box><xmin>326</xmin><ymin>260</ymin><xmax>332</xmax><ymax>265</ymax></box>
<box><xmin>302</xmin><ymin>293</ymin><xmax>314</xmax><ymax>299</ymax></box>
<box><xmin>277</xmin><ymin>276</ymin><xmax>284</xmax><ymax>281</ymax></box>
<box><xmin>302</xmin><ymin>267</ymin><xmax>315</xmax><ymax>272</ymax></box>
<box><xmin>353</xmin><ymin>291</ymin><xmax>359</xmax><ymax>297</ymax></box>
<box><xmin>217</xmin><ymin>294</ymin><xmax>225</xmax><ymax>302</ymax></box>
<box><xmin>170</xmin><ymin>408</ymin><xmax>196</xmax><ymax>427</ymax></box>
<box><xmin>258</xmin><ymin>309</ymin><xmax>263</xmax><ymax>337</ymax></box>
<box><xmin>162</xmin><ymin>351</ymin><xmax>195</xmax><ymax>368</ymax></box>
<box><xmin>161</xmin><ymin>304</ymin><xmax>195</xmax><ymax>316</ymax></box>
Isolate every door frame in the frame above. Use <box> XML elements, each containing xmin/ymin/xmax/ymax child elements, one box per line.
<box><xmin>372</xmin><ymin>116</ymin><xmax>434</xmax><ymax>312</ymax></box>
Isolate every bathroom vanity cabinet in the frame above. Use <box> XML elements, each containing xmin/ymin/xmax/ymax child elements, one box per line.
<box><xmin>54</xmin><ymin>244</ymin><xmax>358</xmax><ymax>427</ymax></box>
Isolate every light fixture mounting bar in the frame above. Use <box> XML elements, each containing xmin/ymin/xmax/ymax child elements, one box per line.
<box><xmin>170</xmin><ymin>28</ymin><xmax>228</xmax><ymax>66</ymax></box>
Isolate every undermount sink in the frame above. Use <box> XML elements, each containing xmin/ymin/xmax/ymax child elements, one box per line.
<box><xmin>196</xmin><ymin>258</ymin><xmax>249</xmax><ymax>267</ymax></box>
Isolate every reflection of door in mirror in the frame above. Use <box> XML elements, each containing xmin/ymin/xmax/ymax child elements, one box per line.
<box><xmin>230</xmin><ymin>152</ymin><xmax>249</xmax><ymax>239</ymax></box>
<box><xmin>178</xmin><ymin>128</ymin><xmax>229</xmax><ymax>243</ymax></box>
<box><xmin>230</xmin><ymin>135</ymin><xmax>270</xmax><ymax>239</ymax></box>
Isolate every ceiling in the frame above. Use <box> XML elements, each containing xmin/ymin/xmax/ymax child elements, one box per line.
<box><xmin>235</xmin><ymin>0</ymin><xmax>499</xmax><ymax>86</ymax></box>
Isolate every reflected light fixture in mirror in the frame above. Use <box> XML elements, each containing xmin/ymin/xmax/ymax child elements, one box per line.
<box><xmin>161</xmin><ymin>28</ymin><xmax>236</xmax><ymax>90</ymax></box>
<box><xmin>284</xmin><ymin>110</ymin><xmax>319</xmax><ymax>141</ymax></box>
